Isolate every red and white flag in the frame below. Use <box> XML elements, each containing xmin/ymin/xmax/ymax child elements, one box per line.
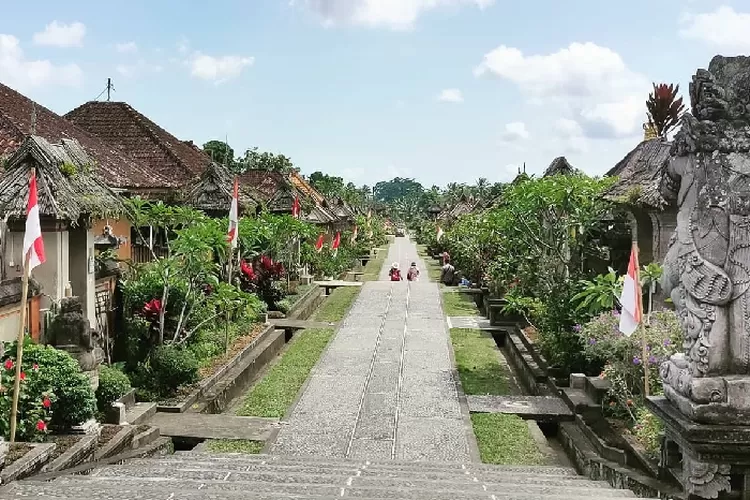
<box><xmin>22</xmin><ymin>170</ymin><xmax>45</xmax><ymax>272</ymax></box>
<box><xmin>618</xmin><ymin>244</ymin><xmax>642</xmax><ymax>336</ymax></box>
<box><xmin>227</xmin><ymin>177</ymin><xmax>239</xmax><ymax>249</ymax></box>
<box><xmin>315</xmin><ymin>234</ymin><xmax>324</xmax><ymax>253</ymax></box>
<box><xmin>436</xmin><ymin>225</ymin><xmax>444</xmax><ymax>242</ymax></box>
<box><xmin>292</xmin><ymin>196</ymin><xmax>300</xmax><ymax>218</ymax></box>
<box><xmin>350</xmin><ymin>225</ymin><xmax>358</xmax><ymax>244</ymax></box>
<box><xmin>331</xmin><ymin>232</ymin><xmax>341</xmax><ymax>252</ymax></box>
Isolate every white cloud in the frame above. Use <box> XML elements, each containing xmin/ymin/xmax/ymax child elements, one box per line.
<box><xmin>475</xmin><ymin>42</ymin><xmax>649</xmax><ymax>139</ymax></box>
<box><xmin>188</xmin><ymin>53</ymin><xmax>254</xmax><ymax>84</ymax></box>
<box><xmin>500</xmin><ymin>122</ymin><xmax>529</xmax><ymax>142</ymax></box>
<box><xmin>554</xmin><ymin>118</ymin><xmax>589</xmax><ymax>154</ymax></box>
<box><xmin>33</xmin><ymin>21</ymin><xmax>86</xmax><ymax>48</ymax></box>
<box><xmin>679</xmin><ymin>6</ymin><xmax>750</xmax><ymax>53</ymax></box>
<box><xmin>177</xmin><ymin>37</ymin><xmax>190</xmax><ymax>54</ymax></box>
<box><xmin>116</xmin><ymin>41</ymin><xmax>138</xmax><ymax>54</ymax></box>
<box><xmin>296</xmin><ymin>0</ymin><xmax>494</xmax><ymax>30</ymax></box>
<box><xmin>437</xmin><ymin>88</ymin><xmax>463</xmax><ymax>103</ymax></box>
<box><xmin>0</xmin><ymin>34</ymin><xmax>83</xmax><ymax>89</ymax></box>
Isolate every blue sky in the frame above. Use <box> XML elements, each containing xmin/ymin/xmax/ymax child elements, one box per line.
<box><xmin>1</xmin><ymin>0</ymin><xmax>749</xmax><ymax>187</ymax></box>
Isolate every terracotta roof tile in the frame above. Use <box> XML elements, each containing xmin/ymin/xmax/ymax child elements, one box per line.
<box><xmin>0</xmin><ymin>82</ymin><xmax>166</xmax><ymax>189</ymax></box>
<box><xmin>65</xmin><ymin>101</ymin><xmax>210</xmax><ymax>187</ymax></box>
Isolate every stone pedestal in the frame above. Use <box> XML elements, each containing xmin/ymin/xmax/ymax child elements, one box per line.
<box><xmin>648</xmin><ymin>396</ymin><xmax>750</xmax><ymax>499</ymax></box>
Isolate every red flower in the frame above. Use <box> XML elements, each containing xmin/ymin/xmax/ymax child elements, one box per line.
<box><xmin>32</xmin><ymin>363</ymin><xmax>39</xmax><ymax>371</ymax></box>
<box><xmin>35</xmin><ymin>420</ymin><xmax>47</xmax><ymax>432</ymax></box>
<box><xmin>42</xmin><ymin>397</ymin><xmax>51</xmax><ymax>409</ymax></box>
<box><xmin>4</xmin><ymin>359</ymin><xmax>13</xmax><ymax>371</ymax></box>
<box><xmin>19</xmin><ymin>372</ymin><xmax>26</xmax><ymax>381</ymax></box>
<box><xmin>142</xmin><ymin>299</ymin><xmax>163</xmax><ymax>320</ymax></box>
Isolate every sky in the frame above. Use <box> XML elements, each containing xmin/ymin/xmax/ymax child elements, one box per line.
<box><xmin>1</xmin><ymin>0</ymin><xmax>749</xmax><ymax>187</ymax></box>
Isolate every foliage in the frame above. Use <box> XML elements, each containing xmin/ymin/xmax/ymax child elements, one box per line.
<box><xmin>573</xmin><ymin>269</ymin><xmax>623</xmax><ymax>317</ymax></box>
<box><xmin>631</xmin><ymin>407</ymin><xmax>662</xmax><ymax>458</ymax></box>
<box><xmin>147</xmin><ymin>345</ymin><xmax>199</xmax><ymax>396</ymax></box>
<box><xmin>581</xmin><ymin>310</ymin><xmax>681</xmax><ymax>419</ymax></box>
<box><xmin>3</xmin><ymin>340</ymin><xmax>96</xmax><ymax>430</ymax></box>
<box><xmin>95</xmin><ymin>365</ymin><xmax>131</xmax><ymax>416</ymax></box>
<box><xmin>239</xmin><ymin>147</ymin><xmax>296</xmax><ymax>173</ymax></box>
<box><xmin>0</xmin><ymin>350</ymin><xmax>55</xmax><ymax>441</ymax></box>
<box><xmin>646</xmin><ymin>83</ymin><xmax>685</xmax><ymax>138</ymax></box>
<box><xmin>239</xmin><ymin>255</ymin><xmax>286</xmax><ymax>309</ymax></box>
<box><xmin>202</xmin><ymin>140</ymin><xmax>237</xmax><ymax>169</ymax></box>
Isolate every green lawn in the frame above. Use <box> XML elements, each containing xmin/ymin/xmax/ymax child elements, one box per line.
<box><xmin>442</xmin><ymin>292</ymin><xmax>480</xmax><ymax>316</ymax></box>
<box><xmin>450</xmin><ymin>328</ymin><xmax>545</xmax><ymax>465</ymax></box>
<box><xmin>363</xmin><ymin>249</ymin><xmax>388</xmax><ymax>281</ymax></box>
<box><xmin>235</xmin><ymin>285</ymin><xmax>360</xmax><ymax>418</ymax></box>
<box><xmin>205</xmin><ymin>439</ymin><xmax>264</xmax><ymax>454</ymax></box>
<box><xmin>416</xmin><ymin>245</ymin><xmax>442</xmax><ymax>282</ymax></box>
<box><xmin>471</xmin><ymin>414</ymin><xmax>546</xmax><ymax>465</ymax></box>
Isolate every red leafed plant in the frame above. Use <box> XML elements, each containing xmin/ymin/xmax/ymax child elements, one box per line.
<box><xmin>142</xmin><ymin>298</ymin><xmax>163</xmax><ymax>322</ymax></box>
<box><xmin>238</xmin><ymin>256</ymin><xmax>285</xmax><ymax>309</ymax></box>
<box><xmin>646</xmin><ymin>83</ymin><xmax>685</xmax><ymax>138</ymax></box>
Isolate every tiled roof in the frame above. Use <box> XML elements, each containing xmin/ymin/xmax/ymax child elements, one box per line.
<box><xmin>65</xmin><ymin>101</ymin><xmax>210</xmax><ymax>188</ymax></box>
<box><xmin>0</xmin><ymin>82</ymin><xmax>163</xmax><ymax>189</ymax></box>
<box><xmin>238</xmin><ymin>170</ymin><xmax>291</xmax><ymax>201</ymax></box>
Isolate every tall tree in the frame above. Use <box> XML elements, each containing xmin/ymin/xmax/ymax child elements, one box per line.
<box><xmin>203</xmin><ymin>140</ymin><xmax>237</xmax><ymax>169</ymax></box>
<box><xmin>373</xmin><ymin>177</ymin><xmax>424</xmax><ymax>203</ymax></box>
<box><xmin>646</xmin><ymin>83</ymin><xmax>685</xmax><ymax>137</ymax></box>
<box><xmin>309</xmin><ymin>172</ymin><xmax>345</xmax><ymax>198</ymax></box>
<box><xmin>241</xmin><ymin>147</ymin><xmax>297</xmax><ymax>172</ymax></box>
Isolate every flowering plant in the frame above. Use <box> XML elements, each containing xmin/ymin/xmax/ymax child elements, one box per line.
<box><xmin>238</xmin><ymin>255</ymin><xmax>285</xmax><ymax>309</ymax></box>
<box><xmin>0</xmin><ymin>355</ymin><xmax>55</xmax><ymax>441</ymax></box>
<box><xmin>580</xmin><ymin>309</ymin><xmax>681</xmax><ymax>421</ymax></box>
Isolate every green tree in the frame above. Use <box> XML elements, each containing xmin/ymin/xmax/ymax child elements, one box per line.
<box><xmin>203</xmin><ymin>140</ymin><xmax>237</xmax><ymax>169</ymax></box>
<box><xmin>241</xmin><ymin>147</ymin><xmax>297</xmax><ymax>173</ymax></box>
<box><xmin>309</xmin><ymin>172</ymin><xmax>345</xmax><ymax>198</ymax></box>
<box><xmin>373</xmin><ymin>177</ymin><xmax>424</xmax><ymax>203</ymax></box>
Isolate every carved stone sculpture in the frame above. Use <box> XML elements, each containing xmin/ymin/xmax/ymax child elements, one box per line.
<box><xmin>47</xmin><ymin>296</ymin><xmax>104</xmax><ymax>390</ymax></box>
<box><xmin>659</xmin><ymin>55</ymin><xmax>750</xmax><ymax>425</ymax></box>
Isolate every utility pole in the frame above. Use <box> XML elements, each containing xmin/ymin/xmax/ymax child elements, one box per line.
<box><xmin>106</xmin><ymin>78</ymin><xmax>115</xmax><ymax>102</ymax></box>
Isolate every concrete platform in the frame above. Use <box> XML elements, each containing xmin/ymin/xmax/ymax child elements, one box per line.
<box><xmin>467</xmin><ymin>395</ymin><xmax>574</xmax><ymax>422</ymax></box>
<box><xmin>148</xmin><ymin>412</ymin><xmax>280</xmax><ymax>441</ymax></box>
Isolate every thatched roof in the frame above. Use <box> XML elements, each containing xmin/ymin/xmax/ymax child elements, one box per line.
<box><xmin>185</xmin><ymin>162</ymin><xmax>259</xmax><ymax>213</ymax></box>
<box><xmin>543</xmin><ymin>156</ymin><xmax>577</xmax><ymax>177</ymax></box>
<box><xmin>0</xmin><ymin>135</ymin><xmax>124</xmax><ymax>221</ymax></box>
<box><xmin>604</xmin><ymin>139</ymin><xmax>672</xmax><ymax>209</ymax></box>
<box><xmin>0</xmin><ymin>277</ymin><xmax>40</xmax><ymax>308</ymax></box>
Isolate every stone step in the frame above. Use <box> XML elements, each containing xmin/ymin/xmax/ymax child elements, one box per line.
<box><xmin>123</xmin><ymin>458</ymin><xmax>598</xmax><ymax>485</ymax></box>
<box><xmin>87</xmin><ymin>464</ymin><xmax>611</xmax><ymax>490</ymax></box>
<box><xmin>172</xmin><ymin>452</ymin><xmax>581</xmax><ymax>476</ymax></box>
<box><xmin>124</xmin><ymin>402</ymin><xmax>157</xmax><ymax>426</ymax></box>
<box><xmin>17</xmin><ymin>478</ymin><xmax>644</xmax><ymax>500</ymax></box>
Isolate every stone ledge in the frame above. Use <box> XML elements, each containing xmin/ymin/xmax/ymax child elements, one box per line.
<box><xmin>0</xmin><ymin>443</ymin><xmax>55</xmax><ymax>484</ymax></box>
<box><xmin>95</xmin><ymin>426</ymin><xmax>136</xmax><ymax>461</ymax></box>
<box><xmin>42</xmin><ymin>433</ymin><xmax>99</xmax><ymax>473</ymax></box>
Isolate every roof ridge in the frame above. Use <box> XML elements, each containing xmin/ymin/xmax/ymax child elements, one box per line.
<box><xmin>119</xmin><ymin>102</ymin><xmax>196</xmax><ymax>179</ymax></box>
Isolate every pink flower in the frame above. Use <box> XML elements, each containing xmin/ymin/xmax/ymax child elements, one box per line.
<box><xmin>19</xmin><ymin>372</ymin><xmax>26</xmax><ymax>381</ymax></box>
<box><xmin>42</xmin><ymin>398</ymin><xmax>51</xmax><ymax>409</ymax></box>
<box><xmin>4</xmin><ymin>359</ymin><xmax>13</xmax><ymax>371</ymax></box>
<box><xmin>32</xmin><ymin>364</ymin><xmax>39</xmax><ymax>371</ymax></box>
<box><xmin>35</xmin><ymin>420</ymin><xmax>47</xmax><ymax>432</ymax></box>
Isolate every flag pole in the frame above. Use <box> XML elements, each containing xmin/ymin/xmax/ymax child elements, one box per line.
<box><xmin>634</xmin><ymin>242</ymin><xmax>649</xmax><ymax>397</ymax></box>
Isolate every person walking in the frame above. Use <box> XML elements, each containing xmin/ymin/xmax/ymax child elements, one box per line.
<box><xmin>441</xmin><ymin>259</ymin><xmax>456</xmax><ymax>286</ymax></box>
<box><xmin>389</xmin><ymin>262</ymin><xmax>403</xmax><ymax>281</ymax></box>
<box><xmin>407</xmin><ymin>262</ymin><xmax>420</xmax><ymax>281</ymax></box>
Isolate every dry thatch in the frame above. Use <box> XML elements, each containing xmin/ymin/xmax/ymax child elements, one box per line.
<box><xmin>184</xmin><ymin>161</ymin><xmax>259</xmax><ymax>214</ymax></box>
<box><xmin>604</xmin><ymin>139</ymin><xmax>672</xmax><ymax>209</ymax></box>
<box><xmin>543</xmin><ymin>156</ymin><xmax>577</xmax><ymax>177</ymax></box>
<box><xmin>0</xmin><ymin>135</ymin><xmax>125</xmax><ymax>222</ymax></box>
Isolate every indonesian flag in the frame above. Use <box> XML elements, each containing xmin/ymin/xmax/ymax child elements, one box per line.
<box><xmin>619</xmin><ymin>244</ymin><xmax>642</xmax><ymax>336</ymax></box>
<box><xmin>292</xmin><ymin>196</ymin><xmax>300</xmax><ymax>218</ymax></box>
<box><xmin>350</xmin><ymin>225</ymin><xmax>358</xmax><ymax>244</ymax></box>
<box><xmin>436</xmin><ymin>225</ymin><xmax>444</xmax><ymax>242</ymax></box>
<box><xmin>315</xmin><ymin>234</ymin><xmax>324</xmax><ymax>253</ymax></box>
<box><xmin>331</xmin><ymin>232</ymin><xmax>341</xmax><ymax>251</ymax></box>
<box><xmin>23</xmin><ymin>170</ymin><xmax>45</xmax><ymax>271</ymax></box>
<box><xmin>227</xmin><ymin>177</ymin><xmax>239</xmax><ymax>248</ymax></box>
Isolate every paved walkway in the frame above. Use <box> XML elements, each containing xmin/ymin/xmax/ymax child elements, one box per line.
<box><xmin>272</xmin><ymin>237</ymin><xmax>472</xmax><ymax>461</ymax></box>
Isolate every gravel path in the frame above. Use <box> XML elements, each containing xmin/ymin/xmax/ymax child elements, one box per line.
<box><xmin>271</xmin><ymin>237</ymin><xmax>472</xmax><ymax>461</ymax></box>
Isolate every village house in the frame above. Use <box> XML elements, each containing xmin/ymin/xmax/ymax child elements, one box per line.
<box><xmin>603</xmin><ymin>126</ymin><xmax>674</xmax><ymax>266</ymax></box>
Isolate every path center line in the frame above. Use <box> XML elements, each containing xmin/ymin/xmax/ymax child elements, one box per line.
<box><xmin>391</xmin><ymin>281</ymin><xmax>410</xmax><ymax>459</ymax></box>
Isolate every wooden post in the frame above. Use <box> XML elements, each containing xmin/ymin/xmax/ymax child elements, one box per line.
<box><xmin>9</xmin><ymin>250</ymin><xmax>32</xmax><ymax>443</ymax></box>
<box><xmin>633</xmin><ymin>242</ymin><xmax>649</xmax><ymax>397</ymax></box>
<box><xmin>225</xmin><ymin>246</ymin><xmax>234</xmax><ymax>353</ymax></box>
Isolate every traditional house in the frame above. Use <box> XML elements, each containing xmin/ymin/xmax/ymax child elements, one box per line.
<box><xmin>543</xmin><ymin>156</ymin><xmax>577</xmax><ymax>177</ymax></box>
<box><xmin>185</xmin><ymin>161</ymin><xmax>260</xmax><ymax>218</ymax></box>
<box><xmin>603</xmin><ymin>132</ymin><xmax>674</xmax><ymax>265</ymax></box>
<box><xmin>0</xmin><ymin>135</ymin><xmax>124</xmax><ymax>340</ymax></box>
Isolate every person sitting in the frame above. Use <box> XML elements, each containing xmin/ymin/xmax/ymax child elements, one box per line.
<box><xmin>407</xmin><ymin>262</ymin><xmax>420</xmax><ymax>281</ymax></box>
<box><xmin>389</xmin><ymin>262</ymin><xmax>403</xmax><ymax>281</ymax></box>
<box><xmin>441</xmin><ymin>260</ymin><xmax>456</xmax><ymax>286</ymax></box>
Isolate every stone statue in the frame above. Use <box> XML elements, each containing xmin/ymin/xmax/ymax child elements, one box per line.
<box><xmin>659</xmin><ymin>55</ymin><xmax>750</xmax><ymax>426</ymax></box>
<box><xmin>47</xmin><ymin>296</ymin><xmax>104</xmax><ymax>390</ymax></box>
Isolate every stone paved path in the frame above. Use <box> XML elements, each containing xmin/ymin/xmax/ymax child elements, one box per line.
<box><xmin>271</xmin><ymin>237</ymin><xmax>472</xmax><ymax>461</ymax></box>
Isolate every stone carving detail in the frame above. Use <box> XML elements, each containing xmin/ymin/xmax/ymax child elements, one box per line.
<box><xmin>682</xmin><ymin>456</ymin><xmax>731</xmax><ymax>499</ymax></box>
<box><xmin>47</xmin><ymin>296</ymin><xmax>104</xmax><ymax>390</ymax></box>
<box><xmin>659</xmin><ymin>56</ymin><xmax>750</xmax><ymax>424</ymax></box>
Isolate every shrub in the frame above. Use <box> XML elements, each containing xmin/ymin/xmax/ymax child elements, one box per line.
<box><xmin>3</xmin><ymin>341</ymin><xmax>96</xmax><ymax>429</ymax></box>
<box><xmin>96</xmin><ymin>365</ymin><xmax>132</xmax><ymax>415</ymax></box>
<box><xmin>631</xmin><ymin>407</ymin><xmax>662</xmax><ymax>458</ymax></box>
<box><xmin>149</xmin><ymin>345</ymin><xmax>199</xmax><ymax>395</ymax></box>
<box><xmin>0</xmin><ymin>355</ymin><xmax>55</xmax><ymax>441</ymax></box>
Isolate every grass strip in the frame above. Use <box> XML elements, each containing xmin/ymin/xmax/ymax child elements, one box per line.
<box><xmin>235</xmin><ymin>286</ymin><xmax>361</xmax><ymax>418</ymax></box>
<box><xmin>471</xmin><ymin>414</ymin><xmax>546</xmax><ymax>465</ymax></box>
<box><xmin>442</xmin><ymin>292</ymin><xmax>480</xmax><ymax>316</ymax></box>
<box><xmin>204</xmin><ymin>439</ymin><xmax>264</xmax><ymax>454</ymax></box>
<box><xmin>363</xmin><ymin>248</ymin><xmax>388</xmax><ymax>281</ymax></box>
<box><xmin>416</xmin><ymin>245</ymin><xmax>442</xmax><ymax>282</ymax></box>
<box><xmin>450</xmin><ymin>328</ymin><xmax>544</xmax><ymax>465</ymax></box>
